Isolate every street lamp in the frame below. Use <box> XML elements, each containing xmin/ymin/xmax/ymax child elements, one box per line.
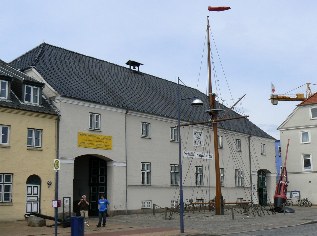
<box><xmin>177</xmin><ymin>77</ymin><xmax>203</xmax><ymax>233</ymax></box>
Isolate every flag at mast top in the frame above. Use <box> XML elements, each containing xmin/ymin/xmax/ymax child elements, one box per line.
<box><xmin>208</xmin><ymin>6</ymin><xmax>231</xmax><ymax>11</ymax></box>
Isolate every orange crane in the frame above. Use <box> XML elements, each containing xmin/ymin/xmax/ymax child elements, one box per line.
<box><xmin>270</xmin><ymin>83</ymin><xmax>313</xmax><ymax>105</ymax></box>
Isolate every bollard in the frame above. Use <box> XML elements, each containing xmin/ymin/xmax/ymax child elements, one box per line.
<box><xmin>153</xmin><ymin>204</ymin><xmax>155</xmax><ymax>215</ymax></box>
<box><xmin>164</xmin><ymin>207</ymin><xmax>168</xmax><ymax>220</ymax></box>
<box><xmin>231</xmin><ymin>208</ymin><xmax>234</xmax><ymax>220</ymax></box>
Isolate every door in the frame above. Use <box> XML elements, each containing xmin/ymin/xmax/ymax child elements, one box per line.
<box><xmin>26</xmin><ymin>184</ymin><xmax>40</xmax><ymax>214</ymax></box>
<box><xmin>258</xmin><ymin>170</ymin><xmax>267</xmax><ymax>206</ymax></box>
<box><xmin>89</xmin><ymin>158</ymin><xmax>107</xmax><ymax>215</ymax></box>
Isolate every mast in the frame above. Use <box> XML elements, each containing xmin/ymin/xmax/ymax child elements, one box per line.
<box><xmin>207</xmin><ymin>16</ymin><xmax>222</xmax><ymax>215</ymax></box>
<box><xmin>207</xmin><ymin>6</ymin><xmax>231</xmax><ymax>215</ymax></box>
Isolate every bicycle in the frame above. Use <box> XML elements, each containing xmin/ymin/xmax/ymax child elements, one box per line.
<box><xmin>297</xmin><ymin>198</ymin><xmax>312</xmax><ymax>207</ymax></box>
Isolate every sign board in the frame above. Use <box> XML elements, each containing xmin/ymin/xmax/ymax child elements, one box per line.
<box><xmin>183</xmin><ymin>150</ymin><xmax>213</xmax><ymax>160</ymax></box>
<box><xmin>78</xmin><ymin>132</ymin><xmax>112</xmax><ymax>150</ymax></box>
<box><xmin>53</xmin><ymin>159</ymin><xmax>60</xmax><ymax>171</ymax></box>
<box><xmin>52</xmin><ymin>200</ymin><xmax>61</xmax><ymax>208</ymax></box>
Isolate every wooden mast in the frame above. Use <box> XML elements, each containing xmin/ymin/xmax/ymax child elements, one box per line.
<box><xmin>207</xmin><ymin>6</ymin><xmax>231</xmax><ymax>215</ymax></box>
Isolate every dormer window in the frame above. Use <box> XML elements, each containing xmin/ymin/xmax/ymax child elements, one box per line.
<box><xmin>24</xmin><ymin>85</ymin><xmax>39</xmax><ymax>105</ymax></box>
<box><xmin>0</xmin><ymin>80</ymin><xmax>8</xmax><ymax>99</ymax></box>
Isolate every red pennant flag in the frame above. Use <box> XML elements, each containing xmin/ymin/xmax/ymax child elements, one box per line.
<box><xmin>208</xmin><ymin>6</ymin><xmax>231</xmax><ymax>11</ymax></box>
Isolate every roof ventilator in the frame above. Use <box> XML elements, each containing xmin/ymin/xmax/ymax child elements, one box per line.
<box><xmin>126</xmin><ymin>60</ymin><xmax>143</xmax><ymax>72</ymax></box>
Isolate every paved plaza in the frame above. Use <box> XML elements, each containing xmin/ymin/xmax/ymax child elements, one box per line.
<box><xmin>0</xmin><ymin>206</ymin><xmax>317</xmax><ymax>235</ymax></box>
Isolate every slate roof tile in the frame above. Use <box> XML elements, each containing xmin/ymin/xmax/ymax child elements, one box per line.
<box><xmin>10</xmin><ymin>43</ymin><xmax>273</xmax><ymax>139</ymax></box>
<box><xmin>0</xmin><ymin>59</ymin><xmax>58</xmax><ymax>115</ymax></box>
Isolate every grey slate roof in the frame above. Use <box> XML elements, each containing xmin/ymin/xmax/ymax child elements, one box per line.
<box><xmin>0</xmin><ymin>59</ymin><xmax>57</xmax><ymax>115</ymax></box>
<box><xmin>10</xmin><ymin>43</ymin><xmax>274</xmax><ymax>139</ymax></box>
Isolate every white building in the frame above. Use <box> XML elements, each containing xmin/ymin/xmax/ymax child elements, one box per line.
<box><xmin>278</xmin><ymin>93</ymin><xmax>317</xmax><ymax>204</ymax></box>
<box><xmin>11</xmin><ymin>43</ymin><xmax>276</xmax><ymax>216</ymax></box>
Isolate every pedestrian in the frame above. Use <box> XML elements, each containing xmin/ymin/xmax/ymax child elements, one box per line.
<box><xmin>96</xmin><ymin>194</ymin><xmax>110</xmax><ymax>227</ymax></box>
<box><xmin>78</xmin><ymin>195</ymin><xmax>90</xmax><ymax>227</ymax></box>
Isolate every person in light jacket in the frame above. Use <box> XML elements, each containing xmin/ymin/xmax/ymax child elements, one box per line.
<box><xmin>96</xmin><ymin>194</ymin><xmax>110</xmax><ymax>227</ymax></box>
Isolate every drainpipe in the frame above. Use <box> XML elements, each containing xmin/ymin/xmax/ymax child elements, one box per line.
<box><xmin>125</xmin><ymin>110</ymin><xmax>129</xmax><ymax>214</ymax></box>
<box><xmin>248</xmin><ymin>135</ymin><xmax>253</xmax><ymax>204</ymax></box>
<box><xmin>54</xmin><ymin>114</ymin><xmax>60</xmax><ymax>236</ymax></box>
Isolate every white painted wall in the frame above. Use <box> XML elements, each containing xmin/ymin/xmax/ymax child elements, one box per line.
<box><xmin>279</xmin><ymin>104</ymin><xmax>317</xmax><ymax>204</ymax></box>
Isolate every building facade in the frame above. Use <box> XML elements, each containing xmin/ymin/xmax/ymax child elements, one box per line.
<box><xmin>10</xmin><ymin>43</ymin><xmax>276</xmax><ymax>218</ymax></box>
<box><xmin>278</xmin><ymin>93</ymin><xmax>317</xmax><ymax>204</ymax></box>
<box><xmin>0</xmin><ymin>60</ymin><xmax>58</xmax><ymax>221</ymax></box>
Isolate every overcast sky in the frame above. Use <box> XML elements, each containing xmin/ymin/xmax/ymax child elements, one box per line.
<box><xmin>1</xmin><ymin>0</ymin><xmax>317</xmax><ymax>139</ymax></box>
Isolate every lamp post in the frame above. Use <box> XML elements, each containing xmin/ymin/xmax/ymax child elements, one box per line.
<box><xmin>177</xmin><ymin>77</ymin><xmax>203</xmax><ymax>233</ymax></box>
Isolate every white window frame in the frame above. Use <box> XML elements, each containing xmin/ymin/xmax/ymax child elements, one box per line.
<box><xmin>235</xmin><ymin>139</ymin><xmax>241</xmax><ymax>152</ymax></box>
<box><xmin>303</xmin><ymin>154</ymin><xmax>312</xmax><ymax>171</ymax></box>
<box><xmin>27</xmin><ymin>128</ymin><xmax>42</xmax><ymax>148</ymax></box>
<box><xmin>0</xmin><ymin>125</ymin><xmax>10</xmax><ymax>145</ymax></box>
<box><xmin>141</xmin><ymin>122</ymin><xmax>150</xmax><ymax>138</ymax></box>
<box><xmin>89</xmin><ymin>113</ymin><xmax>101</xmax><ymax>130</ymax></box>
<box><xmin>141</xmin><ymin>200</ymin><xmax>152</xmax><ymax>209</ymax></box>
<box><xmin>0</xmin><ymin>80</ymin><xmax>8</xmax><ymax>99</ymax></box>
<box><xmin>170</xmin><ymin>126</ymin><xmax>179</xmax><ymax>142</ymax></box>
<box><xmin>0</xmin><ymin>173</ymin><xmax>13</xmax><ymax>203</ymax></box>
<box><xmin>171</xmin><ymin>200</ymin><xmax>179</xmax><ymax>208</ymax></box>
<box><xmin>193</xmin><ymin>129</ymin><xmax>204</xmax><ymax>147</ymax></box>
<box><xmin>24</xmin><ymin>85</ymin><xmax>39</xmax><ymax>105</ymax></box>
<box><xmin>195</xmin><ymin>166</ymin><xmax>203</xmax><ymax>186</ymax></box>
<box><xmin>170</xmin><ymin>164</ymin><xmax>179</xmax><ymax>186</ymax></box>
<box><xmin>310</xmin><ymin>107</ymin><xmax>317</xmax><ymax>119</ymax></box>
<box><xmin>261</xmin><ymin>143</ymin><xmax>266</xmax><ymax>155</ymax></box>
<box><xmin>235</xmin><ymin>169</ymin><xmax>244</xmax><ymax>187</ymax></box>
<box><xmin>220</xmin><ymin>168</ymin><xmax>224</xmax><ymax>187</ymax></box>
<box><xmin>141</xmin><ymin>162</ymin><xmax>151</xmax><ymax>185</ymax></box>
<box><xmin>218</xmin><ymin>135</ymin><xmax>223</xmax><ymax>149</ymax></box>
<box><xmin>300</xmin><ymin>131</ymin><xmax>310</xmax><ymax>144</ymax></box>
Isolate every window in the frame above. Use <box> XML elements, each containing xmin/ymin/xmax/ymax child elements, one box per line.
<box><xmin>141</xmin><ymin>200</ymin><xmax>152</xmax><ymax>208</ymax></box>
<box><xmin>27</xmin><ymin>128</ymin><xmax>42</xmax><ymax>148</ymax></box>
<box><xmin>170</xmin><ymin>127</ymin><xmax>179</xmax><ymax>142</ymax></box>
<box><xmin>220</xmin><ymin>168</ymin><xmax>224</xmax><ymax>187</ymax></box>
<box><xmin>278</xmin><ymin>146</ymin><xmax>281</xmax><ymax>157</ymax></box>
<box><xmin>261</xmin><ymin>143</ymin><xmax>266</xmax><ymax>155</ymax></box>
<box><xmin>301</xmin><ymin>131</ymin><xmax>310</xmax><ymax>143</ymax></box>
<box><xmin>303</xmin><ymin>154</ymin><xmax>312</xmax><ymax>171</ymax></box>
<box><xmin>311</xmin><ymin>107</ymin><xmax>317</xmax><ymax>119</ymax></box>
<box><xmin>0</xmin><ymin>80</ymin><xmax>8</xmax><ymax>99</ymax></box>
<box><xmin>171</xmin><ymin>200</ymin><xmax>178</xmax><ymax>208</ymax></box>
<box><xmin>218</xmin><ymin>135</ymin><xmax>223</xmax><ymax>149</ymax></box>
<box><xmin>195</xmin><ymin>166</ymin><xmax>203</xmax><ymax>186</ymax></box>
<box><xmin>193</xmin><ymin>130</ymin><xmax>204</xmax><ymax>146</ymax></box>
<box><xmin>0</xmin><ymin>174</ymin><xmax>13</xmax><ymax>203</ymax></box>
<box><xmin>0</xmin><ymin>125</ymin><xmax>10</xmax><ymax>145</ymax></box>
<box><xmin>170</xmin><ymin>164</ymin><xmax>179</xmax><ymax>186</ymax></box>
<box><xmin>89</xmin><ymin>113</ymin><xmax>101</xmax><ymax>130</ymax></box>
<box><xmin>24</xmin><ymin>85</ymin><xmax>39</xmax><ymax>105</ymax></box>
<box><xmin>235</xmin><ymin>139</ymin><xmax>241</xmax><ymax>152</ymax></box>
<box><xmin>141</xmin><ymin>122</ymin><xmax>150</xmax><ymax>138</ymax></box>
<box><xmin>235</xmin><ymin>169</ymin><xmax>244</xmax><ymax>187</ymax></box>
<box><xmin>141</xmin><ymin>162</ymin><xmax>151</xmax><ymax>185</ymax></box>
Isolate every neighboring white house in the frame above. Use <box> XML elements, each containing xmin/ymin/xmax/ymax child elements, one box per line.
<box><xmin>11</xmin><ymin>43</ymin><xmax>276</xmax><ymax>217</ymax></box>
<box><xmin>278</xmin><ymin>93</ymin><xmax>317</xmax><ymax>204</ymax></box>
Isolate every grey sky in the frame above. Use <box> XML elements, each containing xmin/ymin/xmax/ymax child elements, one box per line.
<box><xmin>2</xmin><ymin>0</ymin><xmax>317</xmax><ymax>139</ymax></box>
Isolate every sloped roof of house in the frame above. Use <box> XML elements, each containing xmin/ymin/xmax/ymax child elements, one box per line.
<box><xmin>10</xmin><ymin>43</ymin><xmax>274</xmax><ymax>139</ymax></box>
<box><xmin>0</xmin><ymin>59</ymin><xmax>57</xmax><ymax>115</ymax></box>
<box><xmin>298</xmin><ymin>93</ymin><xmax>317</xmax><ymax>106</ymax></box>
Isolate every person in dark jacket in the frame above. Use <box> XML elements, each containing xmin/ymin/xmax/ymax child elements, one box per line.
<box><xmin>78</xmin><ymin>195</ymin><xmax>90</xmax><ymax>227</ymax></box>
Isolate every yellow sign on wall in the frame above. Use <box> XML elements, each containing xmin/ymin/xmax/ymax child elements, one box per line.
<box><xmin>78</xmin><ymin>132</ymin><xmax>112</xmax><ymax>150</ymax></box>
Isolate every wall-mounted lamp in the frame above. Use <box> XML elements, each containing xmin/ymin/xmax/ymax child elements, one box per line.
<box><xmin>47</xmin><ymin>180</ymin><xmax>52</xmax><ymax>188</ymax></box>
